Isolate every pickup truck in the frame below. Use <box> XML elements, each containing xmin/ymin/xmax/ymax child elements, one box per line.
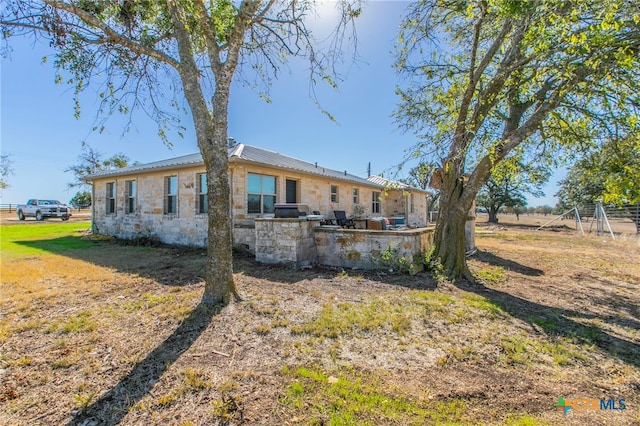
<box><xmin>17</xmin><ymin>199</ymin><xmax>72</xmax><ymax>221</ymax></box>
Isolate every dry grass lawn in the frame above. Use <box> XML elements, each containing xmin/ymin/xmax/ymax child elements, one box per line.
<box><xmin>0</xmin><ymin>218</ymin><xmax>638</xmax><ymax>425</ymax></box>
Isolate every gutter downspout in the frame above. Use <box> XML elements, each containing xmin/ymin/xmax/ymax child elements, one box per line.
<box><xmin>90</xmin><ymin>181</ymin><xmax>96</xmax><ymax>234</ymax></box>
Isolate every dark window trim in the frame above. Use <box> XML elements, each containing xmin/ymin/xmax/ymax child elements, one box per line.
<box><xmin>106</xmin><ymin>182</ymin><xmax>116</xmax><ymax>215</ymax></box>
<box><xmin>125</xmin><ymin>180</ymin><xmax>136</xmax><ymax>214</ymax></box>
<box><xmin>164</xmin><ymin>175</ymin><xmax>178</xmax><ymax>215</ymax></box>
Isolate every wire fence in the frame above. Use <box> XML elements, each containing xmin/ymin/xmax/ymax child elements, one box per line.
<box><xmin>576</xmin><ymin>204</ymin><xmax>639</xmax><ymax>235</ymax></box>
<box><xmin>537</xmin><ymin>204</ymin><xmax>639</xmax><ymax>236</ymax></box>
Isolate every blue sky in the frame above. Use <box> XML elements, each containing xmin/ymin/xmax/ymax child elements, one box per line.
<box><xmin>1</xmin><ymin>1</ymin><xmax>562</xmax><ymax>206</ymax></box>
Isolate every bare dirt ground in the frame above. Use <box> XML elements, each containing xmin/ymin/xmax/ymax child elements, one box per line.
<box><xmin>1</xmin><ymin>219</ymin><xmax>638</xmax><ymax>425</ymax></box>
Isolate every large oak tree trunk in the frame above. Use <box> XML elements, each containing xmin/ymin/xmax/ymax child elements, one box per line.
<box><xmin>199</xmin><ymin>85</ymin><xmax>240</xmax><ymax>305</ymax></box>
<box><xmin>432</xmin><ymin>175</ymin><xmax>475</xmax><ymax>281</ymax></box>
<box><xmin>182</xmin><ymin>74</ymin><xmax>239</xmax><ymax>305</ymax></box>
<box><xmin>201</xmin><ymin>124</ymin><xmax>239</xmax><ymax>306</ymax></box>
<box><xmin>487</xmin><ymin>206</ymin><xmax>499</xmax><ymax>223</ymax></box>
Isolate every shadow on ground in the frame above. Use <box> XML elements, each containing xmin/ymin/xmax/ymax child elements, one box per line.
<box><xmin>464</xmin><ymin>250</ymin><xmax>640</xmax><ymax>368</ymax></box>
<box><xmin>473</xmin><ymin>250</ymin><xmax>544</xmax><ymax>276</ymax></box>
<box><xmin>67</xmin><ymin>300</ymin><xmax>220</xmax><ymax>425</ymax></box>
<box><xmin>457</xmin><ymin>281</ymin><xmax>640</xmax><ymax>369</ymax></box>
<box><xmin>15</xmin><ymin>235</ymin><xmax>436</xmax><ymax>291</ymax></box>
<box><xmin>16</xmin><ymin>234</ymin><xmax>639</xmax><ymax>389</ymax></box>
<box><xmin>232</xmin><ymin>251</ymin><xmax>437</xmax><ymax>291</ymax></box>
<box><xmin>15</xmin><ymin>236</ymin><xmax>208</xmax><ymax>286</ymax></box>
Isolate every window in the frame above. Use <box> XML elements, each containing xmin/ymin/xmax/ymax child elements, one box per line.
<box><xmin>196</xmin><ymin>173</ymin><xmax>208</xmax><ymax>214</ymax></box>
<box><xmin>410</xmin><ymin>193</ymin><xmax>415</xmax><ymax>214</ymax></box>
<box><xmin>352</xmin><ymin>188</ymin><xmax>359</xmax><ymax>204</ymax></box>
<box><xmin>164</xmin><ymin>176</ymin><xmax>178</xmax><ymax>215</ymax></box>
<box><xmin>330</xmin><ymin>185</ymin><xmax>339</xmax><ymax>203</ymax></box>
<box><xmin>125</xmin><ymin>180</ymin><xmax>136</xmax><ymax>214</ymax></box>
<box><xmin>372</xmin><ymin>191</ymin><xmax>381</xmax><ymax>214</ymax></box>
<box><xmin>106</xmin><ymin>182</ymin><xmax>116</xmax><ymax>214</ymax></box>
<box><xmin>247</xmin><ymin>173</ymin><xmax>276</xmax><ymax>214</ymax></box>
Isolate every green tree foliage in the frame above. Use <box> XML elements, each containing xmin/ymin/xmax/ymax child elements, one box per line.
<box><xmin>556</xmin><ymin>163</ymin><xmax>607</xmax><ymax>210</ymax></box>
<box><xmin>2</xmin><ymin>1</ymin><xmax>359</xmax><ymax>304</ymax></box>
<box><xmin>0</xmin><ymin>153</ymin><xmax>13</xmax><ymax>192</ymax></box>
<box><xmin>557</xmin><ymin>135</ymin><xmax>639</xmax><ymax>232</ymax></box>
<box><xmin>395</xmin><ymin>0</ymin><xmax>640</xmax><ymax>280</ymax></box>
<box><xmin>600</xmin><ymin>135</ymin><xmax>640</xmax><ymax>206</ymax></box>
<box><xmin>557</xmin><ymin>135</ymin><xmax>640</xmax><ymax>208</ymax></box>
<box><xmin>405</xmin><ymin>162</ymin><xmax>435</xmax><ymax>191</ymax></box>
<box><xmin>476</xmin><ymin>158</ymin><xmax>550</xmax><ymax>223</ymax></box>
<box><xmin>402</xmin><ymin>162</ymin><xmax>440</xmax><ymax>214</ymax></box>
<box><xmin>66</xmin><ymin>144</ymin><xmax>133</xmax><ymax>190</ymax></box>
<box><xmin>69</xmin><ymin>191</ymin><xmax>92</xmax><ymax>209</ymax></box>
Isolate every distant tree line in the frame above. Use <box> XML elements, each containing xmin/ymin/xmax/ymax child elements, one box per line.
<box><xmin>66</xmin><ymin>144</ymin><xmax>134</xmax><ymax>208</ymax></box>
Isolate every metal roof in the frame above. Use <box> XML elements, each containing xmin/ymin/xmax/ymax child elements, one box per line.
<box><xmin>84</xmin><ymin>144</ymin><xmax>380</xmax><ymax>187</ymax></box>
<box><xmin>84</xmin><ymin>152</ymin><xmax>205</xmax><ymax>179</ymax></box>
<box><xmin>367</xmin><ymin>175</ymin><xmax>430</xmax><ymax>194</ymax></box>
<box><xmin>230</xmin><ymin>144</ymin><xmax>377</xmax><ymax>186</ymax></box>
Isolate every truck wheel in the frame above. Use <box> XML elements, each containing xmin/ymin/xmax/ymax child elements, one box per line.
<box><xmin>61</xmin><ymin>215</ymin><xmax>69</xmax><ymax>221</ymax></box>
<box><xmin>35</xmin><ymin>211</ymin><xmax>44</xmax><ymax>221</ymax></box>
<box><xmin>18</xmin><ymin>211</ymin><xmax>25</xmax><ymax>221</ymax></box>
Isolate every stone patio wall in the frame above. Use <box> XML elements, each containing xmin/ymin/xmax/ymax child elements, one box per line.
<box><xmin>254</xmin><ymin>218</ymin><xmax>320</xmax><ymax>267</ymax></box>
<box><xmin>314</xmin><ymin>226</ymin><xmax>435</xmax><ymax>273</ymax></box>
<box><xmin>254</xmin><ymin>218</ymin><xmax>435</xmax><ymax>272</ymax></box>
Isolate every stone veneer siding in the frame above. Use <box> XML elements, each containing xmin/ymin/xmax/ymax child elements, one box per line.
<box><xmin>229</xmin><ymin>162</ymin><xmax>422</xmax><ymax>223</ymax></box>
<box><xmin>92</xmin><ymin>166</ymin><xmax>208</xmax><ymax>246</ymax></box>
<box><xmin>254</xmin><ymin>218</ymin><xmax>320</xmax><ymax>267</ymax></box>
<box><xmin>253</xmin><ymin>218</ymin><xmax>435</xmax><ymax>272</ymax></box>
<box><xmin>314</xmin><ymin>226</ymin><xmax>434</xmax><ymax>273</ymax></box>
<box><xmin>90</xmin><ymin>161</ymin><xmax>429</xmax><ymax>248</ymax></box>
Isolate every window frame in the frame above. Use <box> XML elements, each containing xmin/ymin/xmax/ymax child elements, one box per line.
<box><xmin>164</xmin><ymin>175</ymin><xmax>178</xmax><ymax>215</ymax></box>
<box><xmin>330</xmin><ymin>185</ymin><xmax>339</xmax><ymax>203</ymax></box>
<box><xmin>352</xmin><ymin>188</ymin><xmax>359</xmax><ymax>204</ymax></box>
<box><xmin>125</xmin><ymin>180</ymin><xmax>137</xmax><ymax>214</ymax></box>
<box><xmin>372</xmin><ymin>191</ymin><xmax>381</xmax><ymax>214</ymax></box>
<box><xmin>106</xmin><ymin>182</ymin><xmax>116</xmax><ymax>215</ymax></box>
<box><xmin>247</xmin><ymin>173</ymin><xmax>277</xmax><ymax>215</ymax></box>
<box><xmin>196</xmin><ymin>173</ymin><xmax>208</xmax><ymax>214</ymax></box>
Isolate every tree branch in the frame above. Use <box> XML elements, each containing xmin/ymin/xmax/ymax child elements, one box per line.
<box><xmin>43</xmin><ymin>0</ymin><xmax>179</xmax><ymax>68</ymax></box>
<box><xmin>165</xmin><ymin>0</ymin><xmax>209</xmax><ymax>126</ymax></box>
<box><xmin>193</xmin><ymin>0</ymin><xmax>221</xmax><ymax>73</ymax></box>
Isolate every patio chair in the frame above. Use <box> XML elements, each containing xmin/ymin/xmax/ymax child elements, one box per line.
<box><xmin>333</xmin><ymin>210</ymin><xmax>355</xmax><ymax>228</ymax></box>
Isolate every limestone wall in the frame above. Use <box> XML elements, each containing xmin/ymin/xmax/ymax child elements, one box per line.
<box><xmin>92</xmin><ymin>166</ymin><xmax>209</xmax><ymax>246</ymax></box>
<box><xmin>315</xmin><ymin>227</ymin><xmax>434</xmax><ymax>273</ymax></box>
<box><xmin>384</xmin><ymin>189</ymin><xmax>428</xmax><ymax>227</ymax></box>
<box><xmin>89</xmin><ymin>160</ymin><xmax>429</xmax><ymax>249</ymax></box>
<box><xmin>254</xmin><ymin>218</ymin><xmax>320</xmax><ymax>266</ymax></box>
<box><xmin>252</xmin><ymin>218</ymin><xmax>434</xmax><ymax>273</ymax></box>
<box><xmin>233</xmin><ymin>223</ymin><xmax>256</xmax><ymax>252</ymax></box>
<box><xmin>230</xmin><ymin>161</ymin><xmax>397</xmax><ymax>221</ymax></box>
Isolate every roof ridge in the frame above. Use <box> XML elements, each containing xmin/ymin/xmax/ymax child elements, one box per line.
<box><xmin>241</xmin><ymin>144</ymin><xmax>365</xmax><ymax>180</ymax></box>
<box><xmin>83</xmin><ymin>144</ymin><xmax>401</xmax><ymax>189</ymax></box>
<box><xmin>229</xmin><ymin>143</ymin><xmax>245</xmax><ymax>157</ymax></box>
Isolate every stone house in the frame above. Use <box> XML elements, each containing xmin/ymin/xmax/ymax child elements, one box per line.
<box><xmin>85</xmin><ymin>143</ymin><xmax>429</xmax><ymax>250</ymax></box>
